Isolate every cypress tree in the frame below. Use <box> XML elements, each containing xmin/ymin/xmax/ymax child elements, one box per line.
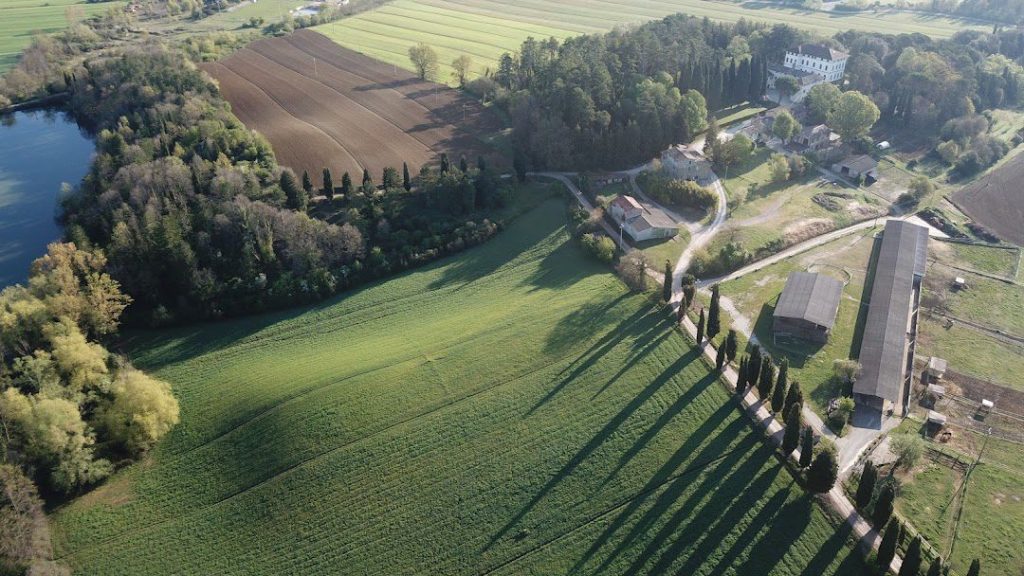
<box><xmin>737</xmin><ymin>356</ymin><xmax>748</xmax><ymax>390</ymax></box>
<box><xmin>873</xmin><ymin>484</ymin><xmax>896</xmax><ymax>528</ymax></box>
<box><xmin>696</xmin><ymin>308</ymin><xmax>706</xmax><ymax>345</ymax></box>
<box><xmin>459</xmin><ymin>154</ymin><xmax>469</xmax><ymax>173</ymax></box>
<box><xmin>771</xmin><ymin>357</ymin><xmax>789</xmax><ymax>413</ymax></box>
<box><xmin>341</xmin><ymin>172</ymin><xmax>352</xmax><ymax>196</ymax></box>
<box><xmin>715</xmin><ymin>341</ymin><xmax>726</xmax><ymax>371</ymax></box>
<box><xmin>784</xmin><ymin>380</ymin><xmax>803</xmax><ymax>419</ymax></box>
<box><xmin>362</xmin><ymin>168</ymin><xmax>372</xmax><ymax>186</ymax></box>
<box><xmin>280</xmin><ymin>170</ymin><xmax>306</xmax><ymax>211</ymax></box>
<box><xmin>806</xmin><ymin>442</ymin><xmax>838</xmax><ymax>493</ymax></box>
<box><xmin>477</xmin><ymin>155</ymin><xmax>487</xmax><ymax>172</ymax></box>
<box><xmin>799</xmin><ymin>426</ymin><xmax>814</xmax><ymax>468</ymax></box>
<box><xmin>302</xmin><ymin>170</ymin><xmax>312</xmax><ymax>194</ymax></box>
<box><xmin>440</xmin><ymin>152</ymin><xmax>451</xmax><ymax>175</ymax></box>
<box><xmin>899</xmin><ymin>536</ymin><xmax>923</xmax><ymax>576</ymax></box>
<box><xmin>925</xmin><ymin>558</ymin><xmax>943</xmax><ymax>576</ymax></box>
<box><xmin>707</xmin><ymin>284</ymin><xmax>721</xmax><ymax>340</ymax></box>
<box><xmin>877</xmin><ymin>519</ymin><xmax>901</xmax><ymax>571</ymax></box>
<box><xmin>683</xmin><ymin>284</ymin><xmax>696</xmax><ymax>310</ymax></box>
<box><xmin>513</xmin><ymin>149</ymin><xmax>527</xmax><ymax>182</ymax></box>
<box><xmin>725</xmin><ymin>329</ymin><xmax>738</xmax><ymax>363</ymax></box>
<box><xmin>662</xmin><ymin>261</ymin><xmax>673</xmax><ymax>303</ymax></box>
<box><xmin>967</xmin><ymin>559</ymin><xmax>981</xmax><ymax>576</ymax></box>
<box><xmin>855</xmin><ymin>461</ymin><xmax>878</xmax><ymax>511</ymax></box>
<box><xmin>322</xmin><ymin>168</ymin><xmax>334</xmax><ymax>200</ymax></box>
<box><xmin>403</xmin><ymin>162</ymin><xmax>411</xmax><ymax>191</ymax></box>
<box><xmin>757</xmin><ymin>355</ymin><xmax>774</xmax><ymax>400</ymax></box>
<box><xmin>782</xmin><ymin>404</ymin><xmax>801</xmax><ymax>455</ymax></box>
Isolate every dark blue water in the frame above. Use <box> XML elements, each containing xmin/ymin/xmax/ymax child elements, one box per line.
<box><xmin>0</xmin><ymin>109</ymin><xmax>93</xmax><ymax>287</ymax></box>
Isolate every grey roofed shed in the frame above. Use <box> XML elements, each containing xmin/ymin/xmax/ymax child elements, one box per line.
<box><xmin>854</xmin><ymin>220</ymin><xmax>930</xmax><ymax>404</ymax></box>
<box><xmin>773</xmin><ymin>272</ymin><xmax>844</xmax><ymax>330</ymax></box>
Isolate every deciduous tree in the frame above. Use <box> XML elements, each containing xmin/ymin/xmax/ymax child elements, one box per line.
<box><xmin>806</xmin><ymin>82</ymin><xmax>841</xmax><ymax>123</ymax></box>
<box><xmin>827</xmin><ymin>90</ymin><xmax>880</xmax><ymax>142</ymax></box>
<box><xmin>451</xmin><ymin>54</ymin><xmax>473</xmax><ymax>87</ymax></box>
<box><xmin>772</xmin><ymin>109</ymin><xmax>801</xmax><ymax>142</ymax></box>
<box><xmin>408</xmin><ymin>43</ymin><xmax>439</xmax><ymax>80</ymax></box>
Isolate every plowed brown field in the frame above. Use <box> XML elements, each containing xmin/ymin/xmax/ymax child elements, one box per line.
<box><xmin>203</xmin><ymin>30</ymin><xmax>504</xmax><ymax>187</ymax></box>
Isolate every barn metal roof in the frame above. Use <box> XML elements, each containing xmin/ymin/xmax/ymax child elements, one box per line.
<box><xmin>854</xmin><ymin>220</ymin><xmax>930</xmax><ymax>402</ymax></box>
<box><xmin>773</xmin><ymin>272</ymin><xmax>844</xmax><ymax>329</ymax></box>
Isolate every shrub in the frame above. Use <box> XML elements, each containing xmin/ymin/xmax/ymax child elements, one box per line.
<box><xmin>827</xmin><ymin>397</ymin><xmax>855</xmax><ymax>435</ymax></box>
<box><xmin>889</xmin><ymin>433</ymin><xmax>924</xmax><ymax>470</ymax></box>
<box><xmin>579</xmin><ymin>233</ymin><xmax>616</xmax><ymax>263</ymax></box>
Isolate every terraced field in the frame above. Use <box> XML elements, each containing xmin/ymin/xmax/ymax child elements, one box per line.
<box><xmin>0</xmin><ymin>0</ymin><xmax>122</xmax><ymax>71</ymax></box>
<box><xmin>203</xmin><ymin>30</ymin><xmax>504</xmax><ymax>185</ymax></box>
<box><xmin>313</xmin><ymin>0</ymin><xmax>988</xmax><ymax>83</ymax></box>
<box><xmin>53</xmin><ymin>199</ymin><xmax>868</xmax><ymax>575</ymax></box>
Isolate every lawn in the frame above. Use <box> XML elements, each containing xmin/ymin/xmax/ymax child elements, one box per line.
<box><xmin>52</xmin><ymin>198</ymin><xmax>868</xmax><ymax>575</ymax></box>
<box><xmin>0</xmin><ymin>0</ymin><xmax>122</xmax><ymax>72</ymax></box>
<box><xmin>187</xmin><ymin>0</ymin><xmax>309</xmax><ymax>32</ymax></box>
<box><xmin>715</xmin><ymin>226</ymin><xmax>882</xmax><ymax>415</ymax></box>
<box><xmin>313</xmin><ymin>0</ymin><xmax>986</xmax><ymax>85</ymax></box>
<box><xmin>889</xmin><ymin>418</ymin><xmax>1024</xmax><ymax>576</ymax></box>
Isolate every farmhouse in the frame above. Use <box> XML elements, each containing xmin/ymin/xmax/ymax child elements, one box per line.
<box><xmin>793</xmin><ymin>124</ymin><xmax>838</xmax><ymax>151</ymax></box>
<box><xmin>608</xmin><ymin>195</ymin><xmax>678</xmax><ymax>242</ymax></box>
<box><xmin>772</xmin><ymin>272</ymin><xmax>844</xmax><ymax>344</ymax></box>
<box><xmin>660</xmin><ymin>145</ymin><xmax>713</xmax><ymax>184</ymax></box>
<box><xmin>832</xmin><ymin>155</ymin><xmax>878</xmax><ymax>182</ymax></box>
<box><xmin>855</xmin><ymin>220</ymin><xmax>930</xmax><ymax>414</ymax></box>
<box><xmin>767</xmin><ymin>43</ymin><xmax>848</xmax><ymax>102</ymax></box>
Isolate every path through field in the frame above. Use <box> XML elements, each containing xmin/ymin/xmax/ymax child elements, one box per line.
<box><xmin>203</xmin><ymin>30</ymin><xmax>504</xmax><ymax>186</ymax></box>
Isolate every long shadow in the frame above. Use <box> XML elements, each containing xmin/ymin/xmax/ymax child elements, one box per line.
<box><xmin>617</xmin><ymin>441</ymin><xmax>777</xmax><ymax>575</ymax></box>
<box><xmin>590</xmin><ymin>323</ymin><xmax>676</xmax><ymax>399</ymax></box>
<box><xmin>542</xmin><ymin>293</ymin><xmax>633</xmax><ymax>356</ymax></box>
<box><xmin>798</xmin><ymin>510</ymin><xmax>866</xmax><ymax>576</ymax></box>
<box><xmin>489</xmin><ymin>350</ymin><xmax>702</xmax><ymax>549</ymax></box>
<box><xmin>529</xmin><ymin>306</ymin><xmax>663</xmax><ymax>415</ymax></box>
<box><xmin>733</xmin><ymin>492</ymin><xmax>816</xmax><ymax>575</ymax></box>
<box><xmin>701</xmin><ymin>479</ymin><xmax>794</xmax><ymax>575</ymax></box>
<box><xmin>849</xmin><ymin>235</ymin><xmax>883</xmax><ymax>361</ymax></box>
<box><xmin>600</xmin><ymin>370</ymin><xmax>719</xmax><ymax>486</ymax></box>
<box><xmin>574</xmin><ymin>408</ymin><xmax>760</xmax><ymax>573</ymax></box>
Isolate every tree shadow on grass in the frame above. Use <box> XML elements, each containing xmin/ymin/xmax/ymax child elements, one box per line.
<box><xmin>848</xmin><ymin>235</ymin><xmax>882</xmax><ymax>361</ymax></box>
<box><xmin>489</xmin><ymin>349</ymin><xmax>704</xmax><ymax>549</ymax></box>
<box><xmin>572</xmin><ymin>407</ymin><xmax>761</xmax><ymax>573</ymax></box>
<box><xmin>798</xmin><ymin>509</ymin><xmax>868</xmax><ymax>576</ymax></box>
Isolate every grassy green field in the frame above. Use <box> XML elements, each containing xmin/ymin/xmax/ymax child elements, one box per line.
<box><xmin>0</xmin><ymin>0</ymin><xmax>122</xmax><ymax>71</ymax></box>
<box><xmin>52</xmin><ymin>197</ymin><xmax>868</xmax><ymax>575</ymax></box>
<box><xmin>176</xmin><ymin>0</ymin><xmax>307</xmax><ymax>32</ymax></box>
<box><xmin>892</xmin><ymin>418</ymin><xmax>1024</xmax><ymax>576</ymax></box>
<box><xmin>313</xmin><ymin>0</ymin><xmax>987</xmax><ymax>85</ymax></box>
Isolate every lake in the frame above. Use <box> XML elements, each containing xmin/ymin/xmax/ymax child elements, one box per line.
<box><xmin>0</xmin><ymin>109</ymin><xmax>94</xmax><ymax>287</ymax></box>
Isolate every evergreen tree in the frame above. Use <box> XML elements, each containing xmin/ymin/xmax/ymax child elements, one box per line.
<box><xmin>322</xmin><ymin>168</ymin><xmax>334</xmax><ymax>201</ymax></box>
<box><xmin>477</xmin><ymin>155</ymin><xmax>487</xmax><ymax>172</ymax></box>
<box><xmin>301</xmin><ymin>170</ymin><xmax>312</xmax><ymax>194</ymax></box>
<box><xmin>757</xmin><ymin>355</ymin><xmax>774</xmax><ymax>400</ymax></box>
<box><xmin>280</xmin><ymin>170</ymin><xmax>307</xmax><ymax>211</ymax></box>
<box><xmin>682</xmin><ymin>284</ymin><xmax>696</xmax><ymax>310</ymax></box>
<box><xmin>707</xmin><ymin>284</ymin><xmax>721</xmax><ymax>340</ymax></box>
<box><xmin>877</xmin><ymin>519</ymin><xmax>901</xmax><ymax>571</ymax></box>
<box><xmin>403</xmin><ymin>162</ymin><xmax>412</xmax><ymax>191</ymax></box>
<box><xmin>696</xmin><ymin>308</ymin><xmax>706</xmax><ymax>345</ymax></box>
<box><xmin>925</xmin><ymin>558</ymin><xmax>943</xmax><ymax>576</ymax></box>
<box><xmin>725</xmin><ymin>329</ymin><xmax>738</xmax><ymax>363</ymax></box>
<box><xmin>704</xmin><ymin>117</ymin><xmax>720</xmax><ymax>157</ymax></box>
<box><xmin>362</xmin><ymin>168</ymin><xmax>373</xmax><ymax>186</ymax></box>
<box><xmin>967</xmin><ymin>559</ymin><xmax>981</xmax><ymax>576</ymax></box>
<box><xmin>440</xmin><ymin>153</ymin><xmax>451</xmax><ymax>175</ymax></box>
<box><xmin>799</xmin><ymin>426</ymin><xmax>814</xmax><ymax>468</ymax></box>
<box><xmin>748</xmin><ymin>345</ymin><xmax>762</xmax><ymax>391</ymax></box>
<box><xmin>459</xmin><ymin>154</ymin><xmax>469</xmax><ymax>173</ymax></box>
<box><xmin>784</xmin><ymin>380</ymin><xmax>803</xmax><ymax>418</ymax></box>
<box><xmin>771</xmin><ymin>357</ymin><xmax>789</xmax><ymax>413</ymax></box>
<box><xmin>873</xmin><ymin>484</ymin><xmax>896</xmax><ymax>528</ymax></box>
<box><xmin>513</xmin><ymin>149</ymin><xmax>527</xmax><ymax>182</ymax></box>
<box><xmin>341</xmin><ymin>172</ymin><xmax>352</xmax><ymax>196</ymax></box>
<box><xmin>383</xmin><ymin>166</ymin><xmax>400</xmax><ymax>189</ymax></box>
<box><xmin>899</xmin><ymin>536</ymin><xmax>923</xmax><ymax>576</ymax></box>
<box><xmin>663</xmin><ymin>261</ymin><xmax>673</xmax><ymax>303</ymax></box>
<box><xmin>806</xmin><ymin>442</ymin><xmax>838</xmax><ymax>493</ymax></box>
<box><xmin>737</xmin><ymin>356</ymin><xmax>748</xmax><ymax>390</ymax></box>
<box><xmin>782</xmin><ymin>404</ymin><xmax>801</xmax><ymax>455</ymax></box>
<box><xmin>855</xmin><ymin>461</ymin><xmax>877</xmax><ymax>511</ymax></box>
<box><xmin>715</xmin><ymin>341</ymin><xmax>726</xmax><ymax>371</ymax></box>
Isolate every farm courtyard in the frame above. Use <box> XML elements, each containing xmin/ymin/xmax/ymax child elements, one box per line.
<box><xmin>51</xmin><ymin>198</ymin><xmax>869</xmax><ymax>575</ymax></box>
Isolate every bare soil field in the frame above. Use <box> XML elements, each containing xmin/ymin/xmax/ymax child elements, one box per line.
<box><xmin>203</xmin><ymin>30</ymin><xmax>504</xmax><ymax>186</ymax></box>
<box><xmin>951</xmin><ymin>153</ymin><xmax>1024</xmax><ymax>246</ymax></box>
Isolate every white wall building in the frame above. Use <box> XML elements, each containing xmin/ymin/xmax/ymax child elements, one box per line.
<box><xmin>767</xmin><ymin>44</ymin><xmax>848</xmax><ymax>103</ymax></box>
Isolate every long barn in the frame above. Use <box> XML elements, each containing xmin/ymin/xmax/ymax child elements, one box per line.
<box><xmin>854</xmin><ymin>220</ymin><xmax>929</xmax><ymax>415</ymax></box>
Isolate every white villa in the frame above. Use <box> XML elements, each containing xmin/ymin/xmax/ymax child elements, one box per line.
<box><xmin>767</xmin><ymin>44</ymin><xmax>849</xmax><ymax>103</ymax></box>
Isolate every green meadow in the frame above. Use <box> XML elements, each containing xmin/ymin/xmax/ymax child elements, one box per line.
<box><xmin>314</xmin><ymin>0</ymin><xmax>988</xmax><ymax>84</ymax></box>
<box><xmin>0</xmin><ymin>0</ymin><xmax>122</xmax><ymax>72</ymax></box>
<box><xmin>52</xmin><ymin>197</ymin><xmax>868</xmax><ymax>575</ymax></box>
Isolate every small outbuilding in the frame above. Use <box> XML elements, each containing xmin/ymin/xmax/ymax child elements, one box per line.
<box><xmin>925</xmin><ymin>383</ymin><xmax>946</xmax><ymax>399</ymax></box>
<box><xmin>926</xmin><ymin>357</ymin><xmax>947</xmax><ymax>381</ymax></box>
<box><xmin>927</xmin><ymin>410</ymin><xmax>948</xmax><ymax>426</ymax></box>
<box><xmin>832</xmin><ymin>154</ymin><xmax>879</xmax><ymax>182</ymax></box>
<box><xmin>772</xmin><ymin>271</ymin><xmax>844</xmax><ymax>344</ymax></box>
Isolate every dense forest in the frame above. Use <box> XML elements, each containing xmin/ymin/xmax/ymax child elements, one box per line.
<box><xmin>490</xmin><ymin>16</ymin><xmax>785</xmax><ymax>170</ymax></box>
